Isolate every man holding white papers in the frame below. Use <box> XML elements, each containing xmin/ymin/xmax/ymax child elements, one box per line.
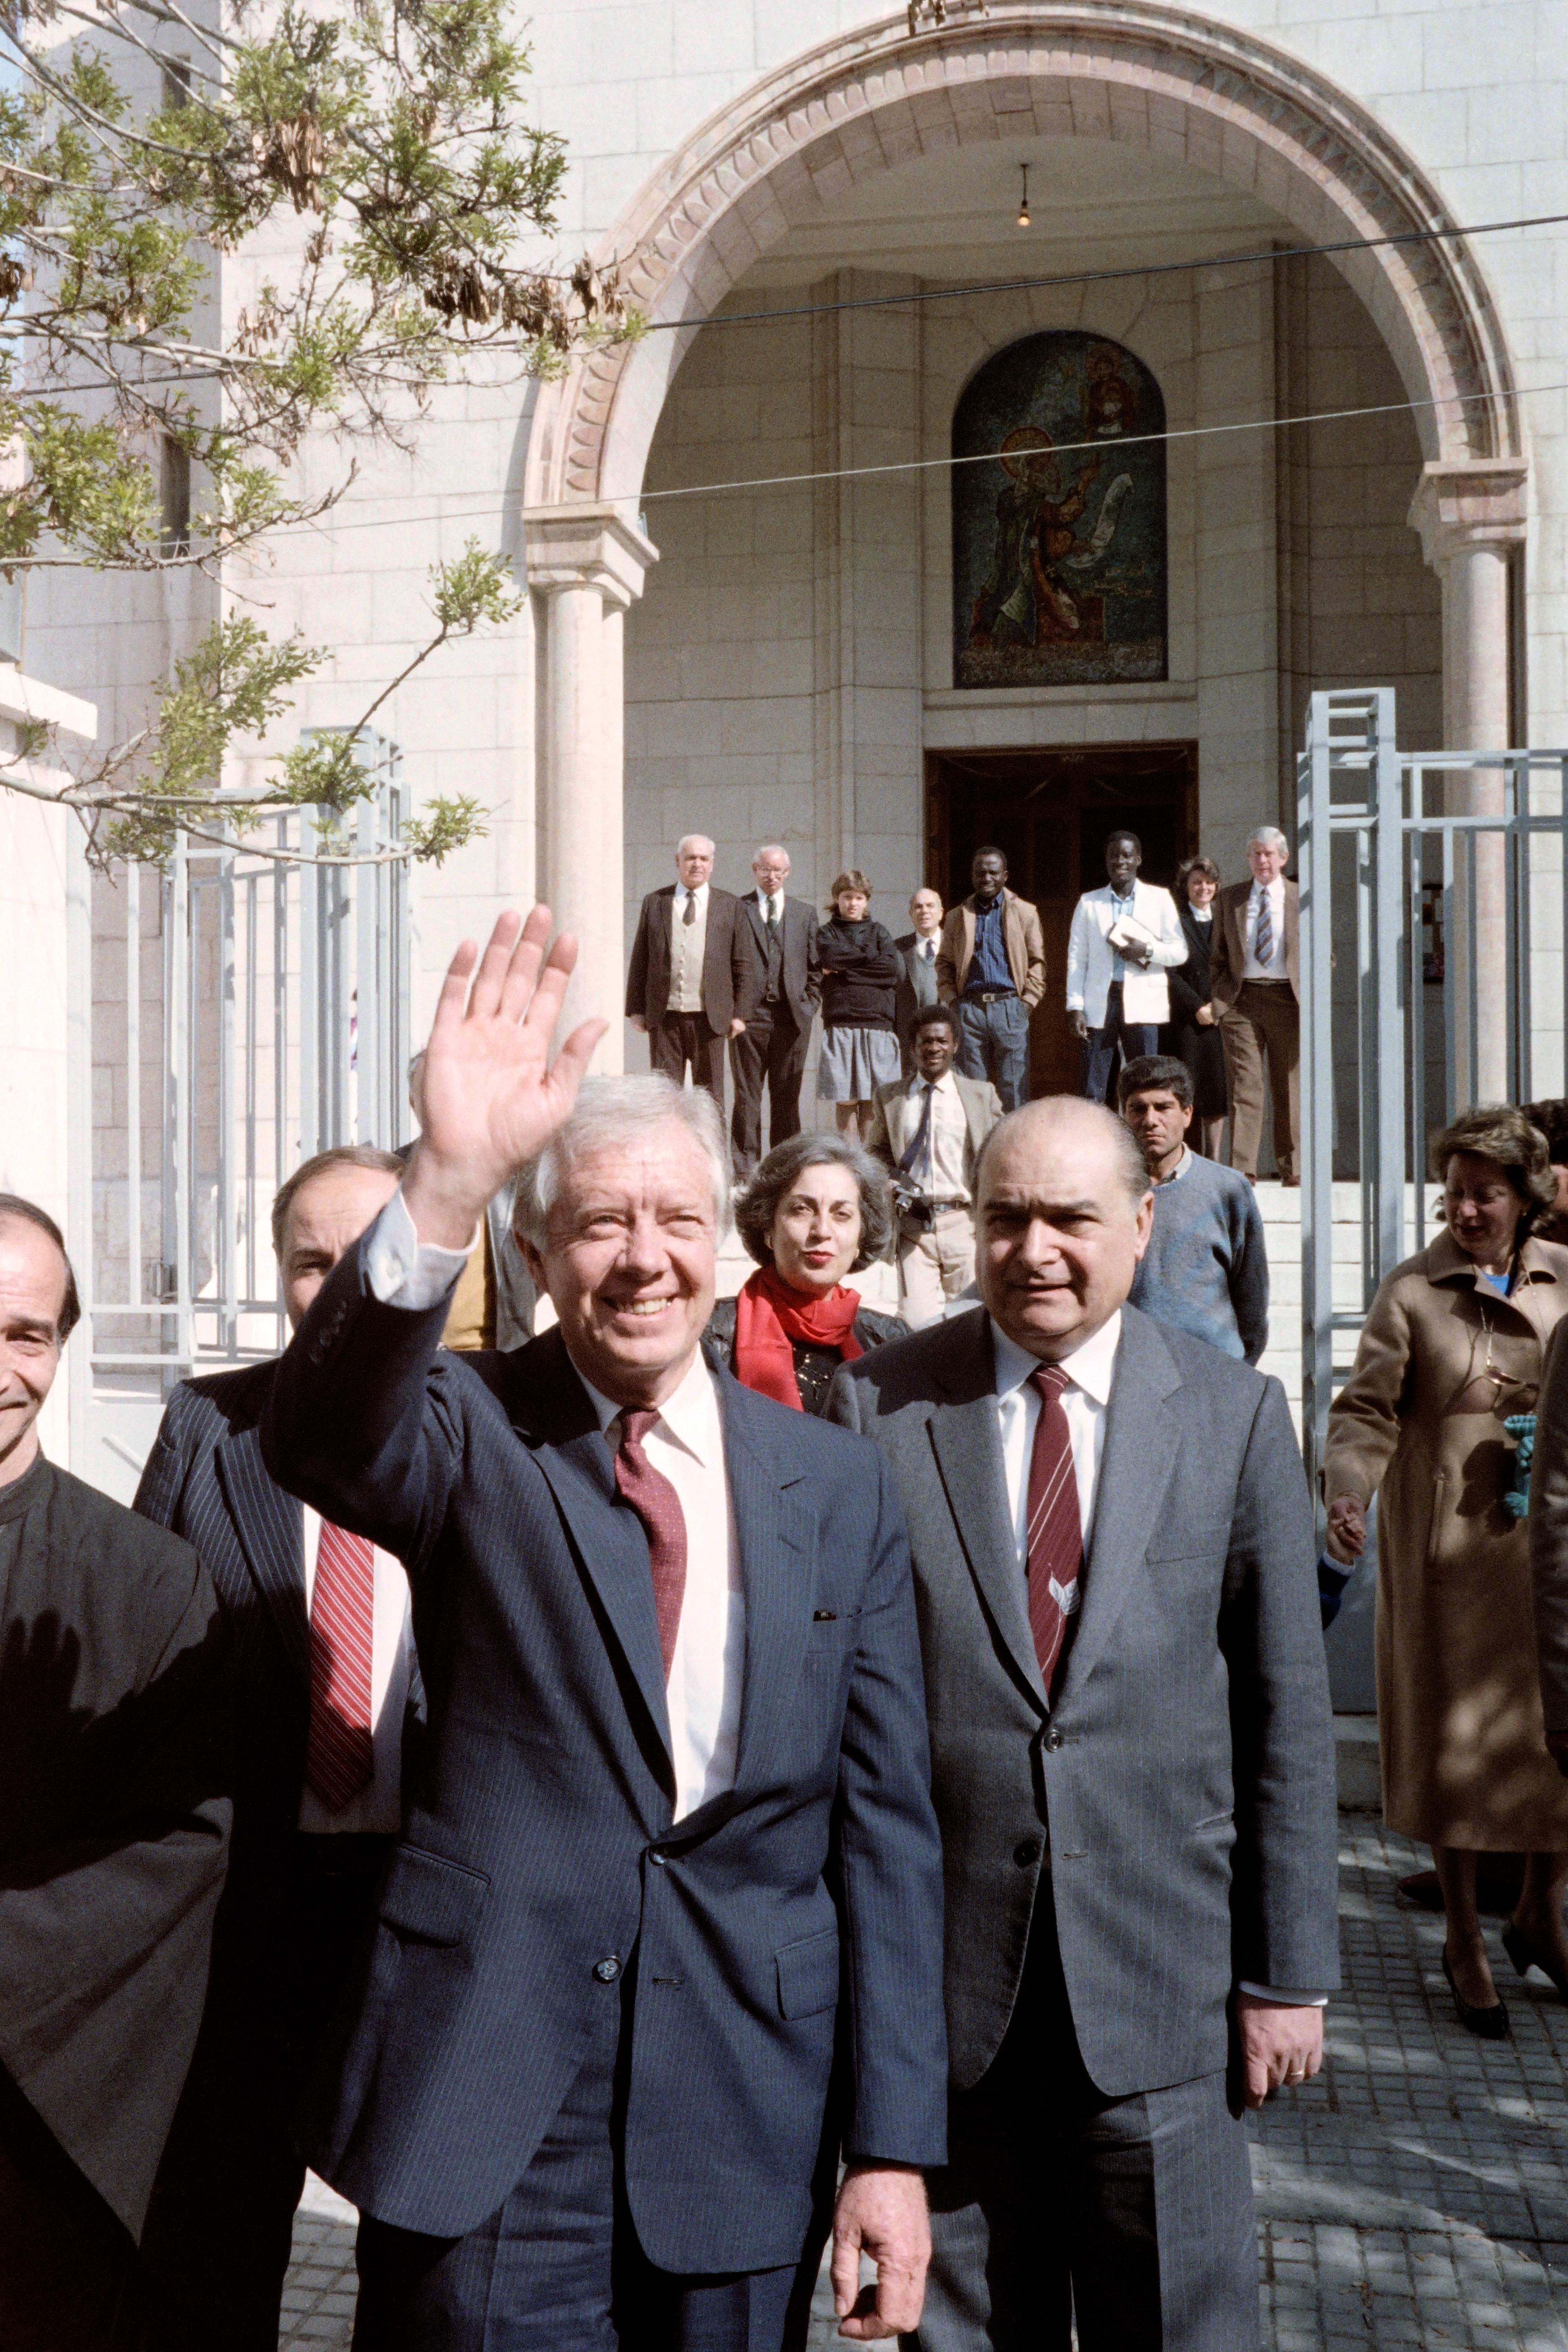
<box><xmin>1065</xmin><ymin>832</ymin><xmax>1186</xmax><ymax>1105</ymax></box>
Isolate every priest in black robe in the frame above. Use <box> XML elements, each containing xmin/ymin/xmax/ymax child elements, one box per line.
<box><xmin>0</xmin><ymin>1194</ymin><xmax>230</xmax><ymax>2349</ymax></box>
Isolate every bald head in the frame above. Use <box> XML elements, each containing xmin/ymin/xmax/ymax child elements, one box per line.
<box><xmin>975</xmin><ymin>1097</ymin><xmax>1153</xmax><ymax>1361</ymax></box>
<box><xmin>0</xmin><ymin>1203</ymin><xmax>77</xmax><ymax>1485</ymax></box>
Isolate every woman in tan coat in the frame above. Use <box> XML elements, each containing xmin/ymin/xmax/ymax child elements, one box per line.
<box><xmin>1324</xmin><ymin>1106</ymin><xmax>1568</xmax><ymax>2036</ymax></box>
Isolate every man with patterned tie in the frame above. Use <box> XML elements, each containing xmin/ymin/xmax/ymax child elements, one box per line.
<box><xmin>260</xmin><ymin>909</ymin><xmax>947</xmax><ymax>2350</ymax></box>
<box><xmin>828</xmin><ymin>1096</ymin><xmax>1339</xmax><ymax>2350</ymax></box>
<box><xmin>1202</xmin><ymin>825</ymin><xmax>1302</xmax><ymax>1186</ymax></box>
<box><xmin>134</xmin><ymin>1143</ymin><xmax>415</xmax><ymax>2350</ymax></box>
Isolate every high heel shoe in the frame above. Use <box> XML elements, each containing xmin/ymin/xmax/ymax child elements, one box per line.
<box><xmin>1442</xmin><ymin>1947</ymin><xmax>1511</xmax><ymax>2039</ymax></box>
<box><xmin>1501</xmin><ymin>1920</ymin><xmax>1568</xmax><ymax>1999</ymax></box>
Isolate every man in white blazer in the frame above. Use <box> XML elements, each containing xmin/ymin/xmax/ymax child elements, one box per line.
<box><xmin>1065</xmin><ymin>832</ymin><xmax>1186</xmax><ymax>1105</ymax></box>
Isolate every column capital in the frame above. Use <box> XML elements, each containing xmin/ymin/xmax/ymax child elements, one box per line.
<box><xmin>1409</xmin><ymin>459</ymin><xmax>1529</xmax><ymax>571</ymax></box>
<box><xmin>521</xmin><ymin>501</ymin><xmax>660</xmax><ymax>610</ymax></box>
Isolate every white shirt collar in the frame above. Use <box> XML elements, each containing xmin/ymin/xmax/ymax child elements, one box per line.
<box><xmin>990</xmin><ymin>1310</ymin><xmax>1122</xmax><ymax>1406</ymax></box>
<box><xmin>908</xmin><ymin>1067</ymin><xmax>959</xmax><ymax>1097</ymax></box>
<box><xmin>676</xmin><ymin>880</ymin><xmax>709</xmax><ymax>906</ymax></box>
<box><xmin>578</xmin><ymin>1347</ymin><xmax>720</xmax><ymax>1467</ymax></box>
<box><xmin>1161</xmin><ymin>1144</ymin><xmax>1194</xmax><ymax>1184</ymax></box>
<box><xmin>1250</xmin><ymin>875</ymin><xmax>1281</xmax><ymax>902</ymax></box>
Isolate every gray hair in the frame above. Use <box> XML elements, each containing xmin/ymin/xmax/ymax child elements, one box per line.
<box><xmin>733</xmin><ymin>1130</ymin><xmax>893</xmax><ymax>1273</ymax></box>
<box><xmin>974</xmin><ymin>1096</ymin><xmax>1152</xmax><ymax>1213</ymax></box>
<box><xmin>1248</xmin><ymin>824</ymin><xmax>1289</xmax><ymax>857</ymax></box>
<box><xmin>512</xmin><ymin>1074</ymin><xmax>731</xmax><ymax>1247</ymax></box>
<box><xmin>676</xmin><ymin>833</ymin><xmax>714</xmax><ymax>859</ymax></box>
<box><xmin>752</xmin><ymin>842</ymin><xmax>790</xmax><ymax>867</ymax></box>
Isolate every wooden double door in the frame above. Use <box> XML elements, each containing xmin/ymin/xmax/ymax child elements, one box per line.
<box><xmin>925</xmin><ymin>743</ymin><xmax>1199</xmax><ymax>1097</ymax></box>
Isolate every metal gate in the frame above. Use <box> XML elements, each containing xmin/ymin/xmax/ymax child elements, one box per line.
<box><xmin>66</xmin><ymin>737</ymin><xmax>412</xmax><ymax>1500</ymax></box>
<box><xmin>1298</xmin><ymin>688</ymin><xmax>1568</xmax><ymax>1509</ymax></box>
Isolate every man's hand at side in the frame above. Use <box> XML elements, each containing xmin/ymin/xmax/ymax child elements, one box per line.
<box><xmin>830</xmin><ymin>2162</ymin><xmax>930</xmax><ymax>2341</ymax></box>
<box><xmin>1235</xmin><ymin>1994</ymin><xmax>1324</xmax><ymax>2109</ymax></box>
<box><xmin>402</xmin><ymin>908</ymin><xmax>607</xmax><ymax>1250</ymax></box>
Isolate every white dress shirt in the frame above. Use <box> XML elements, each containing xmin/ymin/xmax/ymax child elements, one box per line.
<box><xmin>1241</xmin><ymin>878</ymin><xmax>1287</xmax><ymax>981</ymax></box>
<box><xmin>906</xmin><ymin>1069</ymin><xmax>971</xmax><ymax>1204</ymax></box>
<box><xmin>297</xmin><ymin>1513</ymin><xmax>415</xmax><ymax>1836</ymax></box>
<box><xmin>578</xmin><ymin>1352</ymin><xmax>745</xmax><ymax>1823</ymax></box>
<box><xmin>364</xmin><ymin>1190</ymin><xmax>744</xmax><ymax>1825</ymax></box>
<box><xmin>670</xmin><ymin>881</ymin><xmax>709</xmax><ymax>1011</ymax></box>
<box><xmin>988</xmin><ymin>1305</ymin><xmax>1324</xmax><ymax>2006</ymax></box>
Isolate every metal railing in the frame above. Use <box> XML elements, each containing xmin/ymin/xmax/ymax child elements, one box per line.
<box><xmin>1298</xmin><ymin>688</ymin><xmax>1568</xmax><ymax>1506</ymax></box>
<box><xmin>66</xmin><ymin>738</ymin><xmax>412</xmax><ymax>1496</ymax></box>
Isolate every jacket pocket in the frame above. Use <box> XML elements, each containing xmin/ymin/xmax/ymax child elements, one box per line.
<box><xmin>378</xmin><ymin>1846</ymin><xmax>492</xmax><ymax>1947</ymax></box>
<box><xmin>775</xmin><ymin>1927</ymin><xmax>839</xmax><ymax>2020</ymax></box>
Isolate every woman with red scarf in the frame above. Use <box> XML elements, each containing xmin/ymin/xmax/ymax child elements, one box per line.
<box><xmin>705</xmin><ymin>1132</ymin><xmax>904</xmax><ymax>1414</ymax></box>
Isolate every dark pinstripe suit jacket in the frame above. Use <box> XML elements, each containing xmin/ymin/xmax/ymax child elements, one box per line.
<box><xmin>828</xmin><ymin>1305</ymin><xmax>1340</xmax><ymax>2097</ymax></box>
<box><xmin>260</xmin><ymin>1240</ymin><xmax>948</xmax><ymax>2263</ymax></box>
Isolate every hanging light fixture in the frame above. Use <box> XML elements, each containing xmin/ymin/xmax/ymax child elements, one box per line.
<box><xmin>1016</xmin><ymin>163</ymin><xmax>1031</xmax><ymax>230</ymax></box>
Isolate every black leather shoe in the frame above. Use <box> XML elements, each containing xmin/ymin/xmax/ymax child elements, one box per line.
<box><xmin>1502</xmin><ymin>1920</ymin><xmax>1568</xmax><ymax>1999</ymax></box>
<box><xmin>1442</xmin><ymin>1947</ymin><xmax>1511</xmax><ymax>2038</ymax></box>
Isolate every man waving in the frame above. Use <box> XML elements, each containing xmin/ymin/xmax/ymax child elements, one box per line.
<box><xmin>262</xmin><ymin>908</ymin><xmax>946</xmax><ymax>2350</ymax></box>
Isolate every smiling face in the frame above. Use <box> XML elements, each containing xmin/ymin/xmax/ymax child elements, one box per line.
<box><xmin>676</xmin><ymin>839</ymin><xmax>714</xmax><ymax>890</ymax></box>
<box><xmin>525</xmin><ymin>1127</ymin><xmax>718</xmax><ymax>1407</ymax></box>
<box><xmin>913</xmin><ymin>1019</ymin><xmax>957</xmax><ymax>1081</ymax></box>
<box><xmin>769</xmin><ymin>1159</ymin><xmax>863</xmax><ymax>1299</ymax></box>
<box><xmin>1185</xmin><ymin>869</ymin><xmax>1217</xmax><ymax>910</ymax></box>
<box><xmin>0</xmin><ymin>1216</ymin><xmax>69</xmax><ymax>1482</ymax></box>
<box><xmin>281</xmin><ymin>1162</ymin><xmax>402</xmax><ymax>1332</ymax></box>
<box><xmin>1104</xmin><ymin>834</ymin><xmax>1141</xmax><ymax>892</ymax></box>
<box><xmin>1443</xmin><ymin>1151</ymin><xmax>1528</xmax><ymax>1271</ymax></box>
<box><xmin>977</xmin><ymin>1104</ymin><xmax>1152</xmax><ymax>1361</ymax></box>
<box><xmin>971</xmin><ymin>851</ymin><xmax>1007</xmax><ymax>905</ymax></box>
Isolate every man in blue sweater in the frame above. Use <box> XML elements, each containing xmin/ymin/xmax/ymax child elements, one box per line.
<box><xmin>1118</xmin><ymin>1055</ymin><xmax>1269</xmax><ymax>1363</ymax></box>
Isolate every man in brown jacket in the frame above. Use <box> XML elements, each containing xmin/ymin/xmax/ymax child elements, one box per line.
<box><xmin>936</xmin><ymin>848</ymin><xmax>1046</xmax><ymax>1113</ymax></box>
<box><xmin>1202</xmin><ymin>825</ymin><xmax>1300</xmax><ymax>1185</ymax></box>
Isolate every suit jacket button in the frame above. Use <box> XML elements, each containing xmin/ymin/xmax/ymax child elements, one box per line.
<box><xmin>648</xmin><ymin>1849</ymin><xmax>666</xmax><ymax>1867</ymax></box>
<box><xmin>593</xmin><ymin>1956</ymin><xmax>621</xmax><ymax>1983</ymax></box>
<box><xmin>1044</xmin><ymin>1728</ymin><xmax>1065</xmax><ymax>1751</ymax></box>
<box><xmin>1013</xmin><ymin>1838</ymin><xmax>1040</xmax><ymax>1868</ymax></box>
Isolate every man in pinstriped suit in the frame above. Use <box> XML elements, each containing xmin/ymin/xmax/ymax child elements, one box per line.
<box><xmin>261</xmin><ymin>909</ymin><xmax>947</xmax><ymax>2350</ymax></box>
<box><xmin>133</xmin><ymin>1145</ymin><xmax>417</xmax><ymax>2352</ymax></box>
<box><xmin>829</xmin><ymin>1098</ymin><xmax>1340</xmax><ymax>2350</ymax></box>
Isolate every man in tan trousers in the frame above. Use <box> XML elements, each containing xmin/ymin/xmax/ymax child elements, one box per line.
<box><xmin>1202</xmin><ymin>825</ymin><xmax>1300</xmax><ymax>1186</ymax></box>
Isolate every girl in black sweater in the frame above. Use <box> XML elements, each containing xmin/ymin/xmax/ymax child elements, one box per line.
<box><xmin>814</xmin><ymin>869</ymin><xmax>903</xmax><ymax>1144</ymax></box>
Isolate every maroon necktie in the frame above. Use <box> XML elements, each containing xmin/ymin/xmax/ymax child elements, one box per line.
<box><xmin>614</xmin><ymin>1410</ymin><xmax>688</xmax><ymax>1681</ymax></box>
<box><xmin>305</xmin><ymin>1522</ymin><xmax>376</xmax><ymax>1810</ymax></box>
<box><xmin>1025</xmin><ymin>1366</ymin><xmax>1084</xmax><ymax>1701</ymax></box>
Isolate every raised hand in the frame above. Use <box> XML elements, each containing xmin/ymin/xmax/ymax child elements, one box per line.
<box><xmin>402</xmin><ymin>909</ymin><xmax>608</xmax><ymax>1249</ymax></box>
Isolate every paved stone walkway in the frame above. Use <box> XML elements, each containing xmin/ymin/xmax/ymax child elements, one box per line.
<box><xmin>281</xmin><ymin>1821</ymin><xmax>1568</xmax><ymax>2348</ymax></box>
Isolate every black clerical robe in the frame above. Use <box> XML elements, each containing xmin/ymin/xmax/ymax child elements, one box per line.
<box><xmin>0</xmin><ymin>1454</ymin><xmax>231</xmax><ymax>2278</ymax></box>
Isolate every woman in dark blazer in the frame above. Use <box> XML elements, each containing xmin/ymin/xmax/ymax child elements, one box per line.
<box><xmin>705</xmin><ymin>1132</ymin><xmax>903</xmax><ymax>1415</ymax></box>
<box><xmin>1167</xmin><ymin>854</ymin><xmax>1229</xmax><ymax>1159</ymax></box>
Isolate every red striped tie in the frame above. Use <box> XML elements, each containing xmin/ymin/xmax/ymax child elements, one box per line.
<box><xmin>1025</xmin><ymin>1365</ymin><xmax>1084</xmax><ymax>1702</ymax></box>
<box><xmin>614</xmin><ymin>1409</ymin><xmax>687</xmax><ymax>1681</ymax></box>
<box><xmin>305</xmin><ymin>1521</ymin><xmax>376</xmax><ymax>1810</ymax></box>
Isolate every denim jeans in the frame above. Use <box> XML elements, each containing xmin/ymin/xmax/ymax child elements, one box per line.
<box><xmin>1081</xmin><ymin>982</ymin><xmax>1158</xmax><ymax>1106</ymax></box>
<box><xmin>957</xmin><ymin>992</ymin><xmax>1031</xmax><ymax>1110</ymax></box>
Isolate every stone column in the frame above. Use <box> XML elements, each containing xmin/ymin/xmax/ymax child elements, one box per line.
<box><xmin>1410</xmin><ymin>460</ymin><xmax>1528</xmax><ymax>1107</ymax></box>
<box><xmin>524</xmin><ymin>505</ymin><xmax>658</xmax><ymax>1069</ymax></box>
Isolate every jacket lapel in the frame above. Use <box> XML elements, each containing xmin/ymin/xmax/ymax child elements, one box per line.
<box><xmin>745</xmin><ymin>894</ymin><xmax>769</xmax><ymax>959</ymax></box>
<box><xmin>927</xmin><ymin>1318</ymin><xmax>1047</xmax><ymax>1715</ymax></box>
<box><xmin>722</xmin><ymin>1383</ymin><xmax>812</xmax><ymax>1793</ymax></box>
<box><xmin>214</xmin><ymin>1424</ymin><xmax>310</xmax><ymax>1678</ymax></box>
<box><xmin>1057</xmin><ymin>1310</ymin><xmax>1183</xmax><ymax>1707</ymax></box>
<box><xmin>531</xmin><ymin>1431</ymin><xmax>674</xmax><ymax>1768</ymax></box>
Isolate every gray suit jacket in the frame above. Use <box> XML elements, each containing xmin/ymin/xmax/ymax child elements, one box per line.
<box><xmin>827</xmin><ymin>1304</ymin><xmax>1338</xmax><ymax>2097</ymax></box>
<box><xmin>893</xmin><ymin>931</ymin><xmax>941</xmax><ymax>1063</ymax></box>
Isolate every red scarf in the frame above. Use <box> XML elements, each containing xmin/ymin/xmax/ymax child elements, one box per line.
<box><xmin>732</xmin><ymin>1266</ymin><xmax>864</xmax><ymax>1411</ymax></box>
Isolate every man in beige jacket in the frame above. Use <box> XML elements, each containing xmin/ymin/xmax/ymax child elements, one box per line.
<box><xmin>936</xmin><ymin>848</ymin><xmax>1046</xmax><ymax>1113</ymax></box>
<box><xmin>866</xmin><ymin>1004</ymin><xmax>1001</xmax><ymax>1326</ymax></box>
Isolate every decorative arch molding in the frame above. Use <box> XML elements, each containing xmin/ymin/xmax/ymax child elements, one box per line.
<box><xmin>522</xmin><ymin>3</ymin><xmax>1520</xmax><ymax>518</ymax></box>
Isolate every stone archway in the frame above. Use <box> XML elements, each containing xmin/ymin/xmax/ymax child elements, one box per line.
<box><xmin>521</xmin><ymin>4</ymin><xmax>1526</xmax><ymax>1048</ymax></box>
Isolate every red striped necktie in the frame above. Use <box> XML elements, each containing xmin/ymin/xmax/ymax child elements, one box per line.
<box><xmin>305</xmin><ymin>1521</ymin><xmax>376</xmax><ymax>1810</ymax></box>
<box><xmin>614</xmin><ymin>1409</ymin><xmax>688</xmax><ymax>1681</ymax></box>
<box><xmin>1025</xmin><ymin>1365</ymin><xmax>1084</xmax><ymax>1702</ymax></box>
